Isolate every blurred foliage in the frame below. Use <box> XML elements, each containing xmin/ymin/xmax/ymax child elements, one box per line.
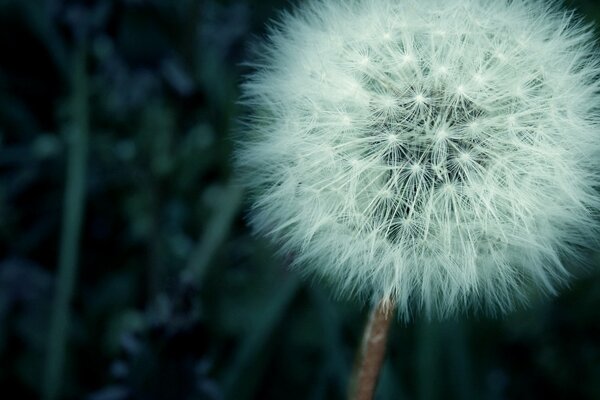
<box><xmin>0</xmin><ymin>0</ymin><xmax>599</xmax><ymax>399</ymax></box>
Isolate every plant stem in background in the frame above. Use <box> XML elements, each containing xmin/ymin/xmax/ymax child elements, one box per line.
<box><xmin>181</xmin><ymin>183</ymin><xmax>243</xmax><ymax>286</ymax></box>
<box><xmin>349</xmin><ymin>299</ymin><xmax>395</xmax><ymax>400</ymax></box>
<box><xmin>43</xmin><ymin>43</ymin><xmax>89</xmax><ymax>400</ymax></box>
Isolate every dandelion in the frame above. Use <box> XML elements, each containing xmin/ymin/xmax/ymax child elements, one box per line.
<box><xmin>237</xmin><ymin>0</ymin><xmax>600</xmax><ymax>397</ymax></box>
<box><xmin>238</xmin><ymin>0</ymin><xmax>600</xmax><ymax>316</ymax></box>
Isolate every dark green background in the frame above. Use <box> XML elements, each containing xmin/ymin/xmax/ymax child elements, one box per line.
<box><xmin>0</xmin><ymin>0</ymin><xmax>599</xmax><ymax>399</ymax></box>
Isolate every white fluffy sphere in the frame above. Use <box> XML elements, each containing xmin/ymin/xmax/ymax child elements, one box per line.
<box><xmin>237</xmin><ymin>0</ymin><xmax>600</xmax><ymax>317</ymax></box>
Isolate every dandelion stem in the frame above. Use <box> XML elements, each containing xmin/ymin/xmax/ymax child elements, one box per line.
<box><xmin>43</xmin><ymin>42</ymin><xmax>89</xmax><ymax>400</ymax></box>
<box><xmin>349</xmin><ymin>298</ymin><xmax>394</xmax><ymax>400</ymax></box>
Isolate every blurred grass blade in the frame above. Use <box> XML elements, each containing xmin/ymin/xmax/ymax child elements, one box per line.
<box><xmin>222</xmin><ymin>275</ymin><xmax>300</xmax><ymax>400</ymax></box>
<box><xmin>182</xmin><ymin>183</ymin><xmax>243</xmax><ymax>285</ymax></box>
<box><xmin>447</xmin><ymin>320</ymin><xmax>475</xmax><ymax>399</ymax></box>
<box><xmin>43</xmin><ymin>43</ymin><xmax>89</xmax><ymax>400</ymax></box>
<box><xmin>417</xmin><ymin>320</ymin><xmax>440</xmax><ymax>400</ymax></box>
<box><xmin>310</xmin><ymin>288</ymin><xmax>349</xmax><ymax>394</ymax></box>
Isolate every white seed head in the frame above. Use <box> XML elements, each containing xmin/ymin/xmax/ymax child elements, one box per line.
<box><xmin>236</xmin><ymin>0</ymin><xmax>600</xmax><ymax>318</ymax></box>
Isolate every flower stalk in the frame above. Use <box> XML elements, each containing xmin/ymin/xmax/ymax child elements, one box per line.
<box><xmin>349</xmin><ymin>299</ymin><xmax>395</xmax><ymax>400</ymax></box>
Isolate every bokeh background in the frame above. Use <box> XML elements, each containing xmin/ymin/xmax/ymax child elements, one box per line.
<box><xmin>1</xmin><ymin>0</ymin><xmax>600</xmax><ymax>399</ymax></box>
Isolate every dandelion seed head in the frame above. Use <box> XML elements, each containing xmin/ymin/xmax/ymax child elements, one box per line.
<box><xmin>237</xmin><ymin>0</ymin><xmax>600</xmax><ymax>318</ymax></box>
